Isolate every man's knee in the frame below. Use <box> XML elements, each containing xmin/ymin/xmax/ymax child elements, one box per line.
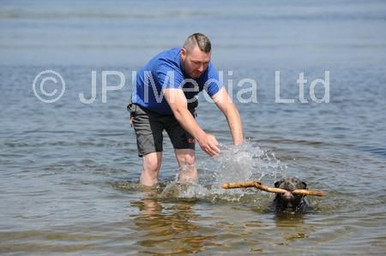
<box><xmin>182</xmin><ymin>154</ymin><xmax>195</xmax><ymax>166</ymax></box>
<box><xmin>175</xmin><ymin>149</ymin><xmax>196</xmax><ymax>166</ymax></box>
<box><xmin>143</xmin><ymin>152</ymin><xmax>162</xmax><ymax>173</ymax></box>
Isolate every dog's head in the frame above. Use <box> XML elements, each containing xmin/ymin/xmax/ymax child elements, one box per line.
<box><xmin>274</xmin><ymin>177</ymin><xmax>307</xmax><ymax>202</ymax></box>
<box><xmin>275</xmin><ymin>177</ymin><xmax>307</xmax><ymax>191</ymax></box>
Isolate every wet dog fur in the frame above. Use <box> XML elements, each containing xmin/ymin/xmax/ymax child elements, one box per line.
<box><xmin>272</xmin><ymin>177</ymin><xmax>311</xmax><ymax>213</ymax></box>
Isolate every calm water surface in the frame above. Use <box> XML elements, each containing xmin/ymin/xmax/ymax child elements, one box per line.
<box><xmin>1</xmin><ymin>0</ymin><xmax>385</xmax><ymax>255</ymax></box>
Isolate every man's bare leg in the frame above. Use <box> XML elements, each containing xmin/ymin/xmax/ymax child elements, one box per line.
<box><xmin>174</xmin><ymin>149</ymin><xmax>197</xmax><ymax>184</ymax></box>
<box><xmin>140</xmin><ymin>152</ymin><xmax>162</xmax><ymax>187</ymax></box>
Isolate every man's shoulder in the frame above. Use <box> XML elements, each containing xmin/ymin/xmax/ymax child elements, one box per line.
<box><xmin>154</xmin><ymin>47</ymin><xmax>180</xmax><ymax>63</ymax></box>
<box><xmin>160</xmin><ymin>47</ymin><xmax>180</xmax><ymax>56</ymax></box>
<box><xmin>152</xmin><ymin>48</ymin><xmax>182</xmax><ymax>74</ymax></box>
<box><xmin>144</xmin><ymin>47</ymin><xmax>179</xmax><ymax>70</ymax></box>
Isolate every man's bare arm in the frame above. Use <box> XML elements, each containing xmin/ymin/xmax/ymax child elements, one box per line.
<box><xmin>212</xmin><ymin>87</ymin><xmax>244</xmax><ymax>145</ymax></box>
<box><xmin>163</xmin><ymin>88</ymin><xmax>220</xmax><ymax>156</ymax></box>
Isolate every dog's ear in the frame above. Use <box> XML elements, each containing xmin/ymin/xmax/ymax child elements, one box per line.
<box><xmin>302</xmin><ymin>181</ymin><xmax>307</xmax><ymax>189</ymax></box>
<box><xmin>274</xmin><ymin>179</ymin><xmax>283</xmax><ymax>188</ymax></box>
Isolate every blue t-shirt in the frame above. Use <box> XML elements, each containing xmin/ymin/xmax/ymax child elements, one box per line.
<box><xmin>132</xmin><ymin>48</ymin><xmax>222</xmax><ymax>115</ymax></box>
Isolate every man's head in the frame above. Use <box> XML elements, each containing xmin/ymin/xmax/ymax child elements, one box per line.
<box><xmin>181</xmin><ymin>33</ymin><xmax>211</xmax><ymax>79</ymax></box>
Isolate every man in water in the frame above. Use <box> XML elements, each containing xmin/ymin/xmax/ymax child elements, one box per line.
<box><xmin>128</xmin><ymin>33</ymin><xmax>243</xmax><ymax>186</ymax></box>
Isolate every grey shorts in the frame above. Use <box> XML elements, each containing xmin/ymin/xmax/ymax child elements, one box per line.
<box><xmin>128</xmin><ymin>103</ymin><xmax>196</xmax><ymax>157</ymax></box>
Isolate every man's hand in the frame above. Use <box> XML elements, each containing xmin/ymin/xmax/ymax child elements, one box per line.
<box><xmin>194</xmin><ymin>129</ymin><xmax>221</xmax><ymax>156</ymax></box>
<box><xmin>197</xmin><ymin>133</ymin><xmax>220</xmax><ymax>157</ymax></box>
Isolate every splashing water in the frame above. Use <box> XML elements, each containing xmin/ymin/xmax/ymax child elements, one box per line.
<box><xmin>196</xmin><ymin>141</ymin><xmax>287</xmax><ymax>186</ymax></box>
<box><xmin>160</xmin><ymin>141</ymin><xmax>288</xmax><ymax>202</ymax></box>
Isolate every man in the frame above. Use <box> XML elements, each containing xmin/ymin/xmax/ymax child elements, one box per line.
<box><xmin>128</xmin><ymin>33</ymin><xmax>243</xmax><ymax>187</ymax></box>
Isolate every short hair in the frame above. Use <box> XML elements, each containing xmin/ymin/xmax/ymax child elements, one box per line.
<box><xmin>183</xmin><ymin>33</ymin><xmax>211</xmax><ymax>53</ymax></box>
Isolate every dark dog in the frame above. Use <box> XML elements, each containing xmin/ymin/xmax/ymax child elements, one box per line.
<box><xmin>273</xmin><ymin>177</ymin><xmax>311</xmax><ymax>213</ymax></box>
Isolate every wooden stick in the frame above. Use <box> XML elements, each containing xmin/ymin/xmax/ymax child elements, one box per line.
<box><xmin>222</xmin><ymin>181</ymin><xmax>326</xmax><ymax>197</ymax></box>
<box><xmin>221</xmin><ymin>180</ymin><xmax>261</xmax><ymax>189</ymax></box>
<box><xmin>292</xmin><ymin>189</ymin><xmax>325</xmax><ymax>197</ymax></box>
<box><xmin>254</xmin><ymin>183</ymin><xmax>288</xmax><ymax>194</ymax></box>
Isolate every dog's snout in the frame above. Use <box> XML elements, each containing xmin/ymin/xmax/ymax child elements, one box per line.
<box><xmin>283</xmin><ymin>191</ymin><xmax>293</xmax><ymax>200</ymax></box>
